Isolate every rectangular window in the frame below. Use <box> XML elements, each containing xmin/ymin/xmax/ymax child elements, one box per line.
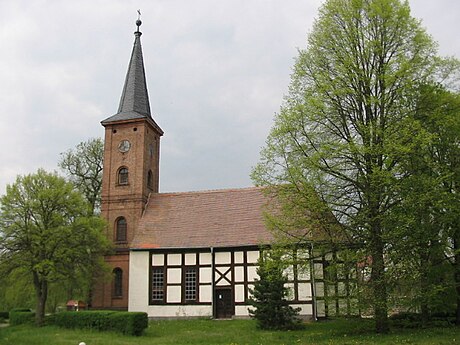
<box><xmin>151</xmin><ymin>268</ymin><xmax>165</xmax><ymax>301</ymax></box>
<box><xmin>185</xmin><ymin>268</ymin><xmax>197</xmax><ymax>301</ymax></box>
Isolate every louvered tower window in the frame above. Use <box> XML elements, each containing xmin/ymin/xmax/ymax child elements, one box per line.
<box><xmin>116</xmin><ymin>217</ymin><xmax>127</xmax><ymax>242</ymax></box>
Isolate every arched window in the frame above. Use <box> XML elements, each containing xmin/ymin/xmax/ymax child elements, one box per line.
<box><xmin>115</xmin><ymin>217</ymin><xmax>127</xmax><ymax>242</ymax></box>
<box><xmin>147</xmin><ymin>170</ymin><xmax>153</xmax><ymax>189</ymax></box>
<box><xmin>113</xmin><ymin>268</ymin><xmax>123</xmax><ymax>297</ymax></box>
<box><xmin>117</xmin><ymin>167</ymin><xmax>129</xmax><ymax>185</ymax></box>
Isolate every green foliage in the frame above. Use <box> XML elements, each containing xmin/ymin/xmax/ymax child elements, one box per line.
<box><xmin>0</xmin><ymin>169</ymin><xmax>110</xmax><ymax>326</ymax></box>
<box><xmin>59</xmin><ymin>137</ymin><xmax>104</xmax><ymax>215</ymax></box>
<box><xmin>108</xmin><ymin>312</ymin><xmax>149</xmax><ymax>336</ymax></box>
<box><xmin>0</xmin><ymin>312</ymin><xmax>8</xmax><ymax>319</ymax></box>
<box><xmin>314</xmin><ymin>245</ymin><xmax>363</xmax><ymax>317</ymax></box>
<box><xmin>0</xmin><ymin>269</ymin><xmax>36</xmax><ymax>312</ymax></box>
<box><xmin>249</xmin><ymin>250</ymin><xmax>301</xmax><ymax>330</ymax></box>
<box><xmin>384</xmin><ymin>84</ymin><xmax>460</xmax><ymax>320</ymax></box>
<box><xmin>9</xmin><ymin>310</ymin><xmax>35</xmax><ymax>325</ymax></box>
<box><xmin>10</xmin><ymin>308</ymin><xmax>32</xmax><ymax>312</ymax></box>
<box><xmin>252</xmin><ymin>0</ymin><xmax>460</xmax><ymax>333</ymax></box>
<box><xmin>53</xmin><ymin>311</ymin><xmax>148</xmax><ymax>336</ymax></box>
<box><xmin>389</xmin><ymin>312</ymin><xmax>456</xmax><ymax>329</ymax></box>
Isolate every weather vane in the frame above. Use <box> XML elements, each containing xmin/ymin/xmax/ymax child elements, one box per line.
<box><xmin>136</xmin><ymin>9</ymin><xmax>142</xmax><ymax>31</ymax></box>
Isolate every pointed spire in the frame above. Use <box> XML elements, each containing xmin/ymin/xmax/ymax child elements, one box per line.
<box><xmin>117</xmin><ymin>16</ymin><xmax>151</xmax><ymax>117</ymax></box>
<box><xmin>102</xmin><ymin>14</ymin><xmax>162</xmax><ymax>135</ymax></box>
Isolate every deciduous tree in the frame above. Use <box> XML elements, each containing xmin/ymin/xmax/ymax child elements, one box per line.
<box><xmin>0</xmin><ymin>169</ymin><xmax>110</xmax><ymax>325</ymax></box>
<box><xmin>410</xmin><ymin>85</ymin><xmax>460</xmax><ymax>324</ymax></box>
<box><xmin>59</xmin><ymin>138</ymin><xmax>104</xmax><ymax>215</ymax></box>
<box><xmin>252</xmin><ymin>0</ymin><xmax>458</xmax><ymax>332</ymax></box>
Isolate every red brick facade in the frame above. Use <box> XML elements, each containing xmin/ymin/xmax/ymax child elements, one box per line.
<box><xmin>91</xmin><ymin>118</ymin><xmax>161</xmax><ymax>309</ymax></box>
<box><xmin>90</xmin><ymin>22</ymin><xmax>164</xmax><ymax>309</ymax></box>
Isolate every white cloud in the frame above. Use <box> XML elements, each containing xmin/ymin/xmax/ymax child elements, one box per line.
<box><xmin>0</xmin><ymin>0</ymin><xmax>458</xmax><ymax>195</ymax></box>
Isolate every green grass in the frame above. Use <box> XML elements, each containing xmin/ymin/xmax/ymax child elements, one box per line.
<box><xmin>0</xmin><ymin>318</ymin><xmax>458</xmax><ymax>345</ymax></box>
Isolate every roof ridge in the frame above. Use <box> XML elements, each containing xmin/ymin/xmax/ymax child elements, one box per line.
<box><xmin>156</xmin><ymin>186</ymin><xmax>264</xmax><ymax>196</ymax></box>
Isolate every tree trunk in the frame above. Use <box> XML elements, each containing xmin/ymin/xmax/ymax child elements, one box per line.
<box><xmin>414</xmin><ymin>199</ymin><xmax>435</xmax><ymax>325</ymax></box>
<box><xmin>370</xmin><ymin>222</ymin><xmax>389</xmax><ymax>333</ymax></box>
<box><xmin>419</xmin><ymin>245</ymin><xmax>430</xmax><ymax>324</ymax></box>
<box><xmin>33</xmin><ymin>271</ymin><xmax>48</xmax><ymax>327</ymax></box>
<box><xmin>454</xmin><ymin>230</ymin><xmax>460</xmax><ymax>326</ymax></box>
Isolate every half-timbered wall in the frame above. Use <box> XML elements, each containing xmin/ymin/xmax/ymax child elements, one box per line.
<box><xmin>129</xmin><ymin>246</ymin><xmax>318</xmax><ymax>318</ymax></box>
<box><xmin>311</xmin><ymin>249</ymin><xmax>359</xmax><ymax>317</ymax></box>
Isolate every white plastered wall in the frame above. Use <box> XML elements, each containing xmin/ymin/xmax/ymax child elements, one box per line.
<box><xmin>128</xmin><ymin>251</ymin><xmax>150</xmax><ymax>313</ymax></box>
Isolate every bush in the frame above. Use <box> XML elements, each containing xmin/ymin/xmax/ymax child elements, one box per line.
<box><xmin>0</xmin><ymin>311</ymin><xmax>9</xmax><ymax>319</ymax></box>
<box><xmin>44</xmin><ymin>313</ymin><xmax>57</xmax><ymax>325</ymax></box>
<box><xmin>9</xmin><ymin>309</ymin><xmax>35</xmax><ymax>325</ymax></box>
<box><xmin>249</xmin><ymin>250</ymin><xmax>302</xmax><ymax>330</ymax></box>
<box><xmin>10</xmin><ymin>308</ymin><xmax>32</xmax><ymax>313</ymax></box>
<box><xmin>53</xmin><ymin>311</ymin><xmax>148</xmax><ymax>336</ymax></box>
<box><xmin>389</xmin><ymin>312</ymin><xmax>423</xmax><ymax>321</ymax></box>
<box><xmin>389</xmin><ymin>312</ymin><xmax>456</xmax><ymax>328</ymax></box>
<box><xmin>107</xmin><ymin>312</ymin><xmax>148</xmax><ymax>336</ymax></box>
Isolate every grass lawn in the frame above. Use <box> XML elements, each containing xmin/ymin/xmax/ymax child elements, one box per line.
<box><xmin>0</xmin><ymin>318</ymin><xmax>458</xmax><ymax>345</ymax></box>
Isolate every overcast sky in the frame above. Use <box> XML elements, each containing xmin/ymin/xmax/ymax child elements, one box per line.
<box><xmin>0</xmin><ymin>0</ymin><xmax>459</xmax><ymax>195</ymax></box>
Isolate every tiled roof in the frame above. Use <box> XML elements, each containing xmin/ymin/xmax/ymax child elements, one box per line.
<box><xmin>131</xmin><ymin>187</ymin><xmax>275</xmax><ymax>249</ymax></box>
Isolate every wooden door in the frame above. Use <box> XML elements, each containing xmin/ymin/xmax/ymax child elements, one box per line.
<box><xmin>215</xmin><ymin>288</ymin><xmax>233</xmax><ymax>319</ymax></box>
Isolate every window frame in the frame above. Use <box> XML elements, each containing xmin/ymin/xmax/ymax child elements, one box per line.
<box><xmin>115</xmin><ymin>217</ymin><xmax>127</xmax><ymax>243</ymax></box>
<box><xmin>184</xmin><ymin>268</ymin><xmax>198</xmax><ymax>302</ymax></box>
<box><xmin>151</xmin><ymin>267</ymin><xmax>165</xmax><ymax>303</ymax></box>
<box><xmin>117</xmin><ymin>167</ymin><xmax>129</xmax><ymax>185</ymax></box>
<box><xmin>113</xmin><ymin>267</ymin><xmax>123</xmax><ymax>298</ymax></box>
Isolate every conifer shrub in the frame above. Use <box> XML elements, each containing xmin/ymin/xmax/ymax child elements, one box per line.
<box><xmin>53</xmin><ymin>311</ymin><xmax>148</xmax><ymax>336</ymax></box>
<box><xmin>249</xmin><ymin>250</ymin><xmax>302</xmax><ymax>330</ymax></box>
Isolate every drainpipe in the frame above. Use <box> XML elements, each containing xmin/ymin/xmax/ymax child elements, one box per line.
<box><xmin>210</xmin><ymin>247</ymin><xmax>214</xmax><ymax>319</ymax></box>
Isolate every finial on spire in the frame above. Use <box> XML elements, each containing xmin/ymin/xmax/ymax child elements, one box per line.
<box><xmin>136</xmin><ymin>9</ymin><xmax>142</xmax><ymax>32</ymax></box>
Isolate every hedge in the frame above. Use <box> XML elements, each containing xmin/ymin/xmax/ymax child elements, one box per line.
<box><xmin>0</xmin><ymin>311</ymin><xmax>9</xmax><ymax>319</ymax></box>
<box><xmin>10</xmin><ymin>308</ymin><xmax>32</xmax><ymax>313</ymax></box>
<box><xmin>53</xmin><ymin>311</ymin><xmax>148</xmax><ymax>336</ymax></box>
<box><xmin>389</xmin><ymin>312</ymin><xmax>456</xmax><ymax>328</ymax></box>
<box><xmin>9</xmin><ymin>309</ymin><xmax>35</xmax><ymax>325</ymax></box>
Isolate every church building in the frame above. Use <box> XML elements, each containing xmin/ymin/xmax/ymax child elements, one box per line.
<box><xmin>91</xmin><ymin>19</ymin><xmax>351</xmax><ymax>319</ymax></box>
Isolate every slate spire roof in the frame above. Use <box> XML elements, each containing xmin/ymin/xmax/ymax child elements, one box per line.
<box><xmin>101</xmin><ymin>20</ymin><xmax>162</xmax><ymax>134</ymax></box>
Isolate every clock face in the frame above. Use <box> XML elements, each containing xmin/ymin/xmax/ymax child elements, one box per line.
<box><xmin>118</xmin><ymin>140</ymin><xmax>131</xmax><ymax>153</ymax></box>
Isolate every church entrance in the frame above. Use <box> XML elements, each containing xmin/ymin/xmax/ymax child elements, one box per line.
<box><xmin>215</xmin><ymin>288</ymin><xmax>234</xmax><ymax>319</ymax></box>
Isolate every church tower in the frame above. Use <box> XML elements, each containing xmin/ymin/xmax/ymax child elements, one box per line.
<box><xmin>92</xmin><ymin>18</ymin><xmax>163</xmax><ymax>309</ymax></box>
